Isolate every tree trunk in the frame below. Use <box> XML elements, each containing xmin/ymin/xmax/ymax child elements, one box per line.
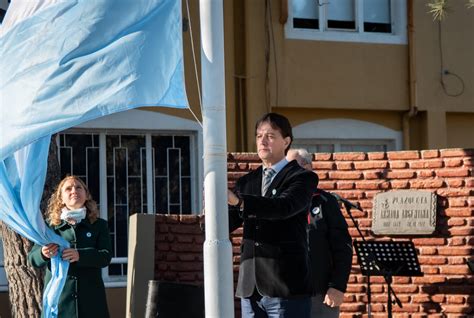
<box><xmin>0</xmin><ymin>136</ymin><xmax>61</xmax><ymax>317</ymax></box>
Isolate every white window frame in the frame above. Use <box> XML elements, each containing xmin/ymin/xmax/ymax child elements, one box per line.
<box><xmin>293</xmin><ymin>118</ymin><xmax>403</xmax><ymax>152</ymax></box>
<box><xmin>71</xmin><ymin>109</ymin><xmax>203</xmax><ymax>287</ymax></box>
<box><xmin>285</xmin><ymin>0</ymin><xmax>407</xmax><ymax>44</ymax></box>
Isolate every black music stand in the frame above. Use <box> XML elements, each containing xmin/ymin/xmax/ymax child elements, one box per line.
<box><xmin>354</xmin><ymin>240</ymin><xmax>423</xmax><ymax>318</ymax></box>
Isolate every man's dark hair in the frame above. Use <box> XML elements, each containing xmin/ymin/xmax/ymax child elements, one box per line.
<box><xmin>255</xmin><ymin>112</ymin><xmax>293</xmax><ymax>154</ymax></box>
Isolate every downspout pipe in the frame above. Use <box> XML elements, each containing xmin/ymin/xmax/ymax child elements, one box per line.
<box><xmin>403</xmin><ymin>0</ymin><xmax>418</xmax><ymax>150</ymax></box>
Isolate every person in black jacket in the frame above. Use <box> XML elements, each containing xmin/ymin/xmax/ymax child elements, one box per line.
<box><xmin>287</xmin><ymin>149</ymin><xmax>353</xmax><ymax>318</ymax></box>
<box><xmin>228</xmin><ymin>113</ymin><xmax>318</xmax><ymax>318</ymax></box>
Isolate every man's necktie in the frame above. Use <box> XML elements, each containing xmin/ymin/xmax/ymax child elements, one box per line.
<box><xmin>261</xmin><ymin>168</ymin><xmax>276</xmax><ymax>195</ymax></box>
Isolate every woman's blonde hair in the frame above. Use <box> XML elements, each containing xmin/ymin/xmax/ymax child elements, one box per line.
<box><xmin>46</xmin><ymin>176</ymin><xmax>99</xmax><ymax>226</ymax></box>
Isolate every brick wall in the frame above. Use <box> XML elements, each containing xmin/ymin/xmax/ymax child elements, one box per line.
<box><xmin>155</xmin><ymin>149</ymin><xmax>474</xmax><ymax>317</ymax></box>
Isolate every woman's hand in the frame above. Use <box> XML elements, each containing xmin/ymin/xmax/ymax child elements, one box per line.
<box><xmin>62</xmin><ymin>248</ymin><xmax>80</xmax><ymax>263</ymax></box>
<box><xmin>41</xmin><ymin>244</ymin><xmax>59</xmax><ymax>259</ymax></box>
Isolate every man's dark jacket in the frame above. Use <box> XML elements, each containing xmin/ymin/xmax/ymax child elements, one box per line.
<box><xmin>308</xmin><ymin>189</ymin><xmax>353</xmax><ymax>294</ymax></box>
<box><xmin>229</xmin><ymin>160</ymin><xmax>318</xmax><ymax>298</ymax></box>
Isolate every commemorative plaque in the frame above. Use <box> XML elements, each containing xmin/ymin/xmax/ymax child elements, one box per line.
<box><xmin>372</xmin><ymin>190</ymin><xmax>436</xmax><ymax>235</ymax></box>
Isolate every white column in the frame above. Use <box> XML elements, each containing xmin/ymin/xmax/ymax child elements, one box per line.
<box><xmin>200</xmin><ymin>0</ymin><xmax>235</xmax><ymax>317</ymax></box>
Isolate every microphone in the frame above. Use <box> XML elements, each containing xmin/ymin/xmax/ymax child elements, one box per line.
<box><xmin>331</xmin><ymin>193</ymin><xmax>363</xmax><ymax>211</ymax></box>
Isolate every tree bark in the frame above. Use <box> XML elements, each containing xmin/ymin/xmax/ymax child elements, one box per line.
<box><xmin>0</xmin><ymin>135</ymin><xmax>61</xmax><ymax>317</ymax></box>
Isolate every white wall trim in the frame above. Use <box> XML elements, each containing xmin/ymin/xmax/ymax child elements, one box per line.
<box><xmin>293</xmin><ymin>118</ymin><xmax>403</xmax><ymax>150</ymax></box>
<box><xmin>76</xmin><ymin>109</ymin><xmax>201</xmax><ymax>131</ymax></box>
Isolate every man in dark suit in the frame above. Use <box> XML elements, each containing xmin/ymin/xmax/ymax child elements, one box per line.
<box><xmin>287</xmin><ymin>149</ymin><xmax>353</xmax><ymax>318</ymax></box>
<box><xmin>228</xmin><ymin>113</ymin><xmax>318</xmax><ymax>318</ymax></box>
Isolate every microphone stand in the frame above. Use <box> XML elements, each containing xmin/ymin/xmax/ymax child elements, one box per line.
<box><xmin>340</xmin><ymin>201</ymin><xmax>403</xmax><ymax>318</ymax></box>
<box><xmin>340</xmin><ymin>201</ymin><xmax>372</xmax><ymax>318</ymax></box>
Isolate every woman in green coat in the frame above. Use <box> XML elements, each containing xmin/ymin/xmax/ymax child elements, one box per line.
<box><xmin>28</xmin><ymin>176</ymin><xmax>112</xmax><ymax>318</ymax></box>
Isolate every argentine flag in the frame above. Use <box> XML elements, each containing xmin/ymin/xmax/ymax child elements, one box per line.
<box><xmin>0</xmin><ymin>0</ymin><xmax>188</xmax><ymax>317</ymax></box>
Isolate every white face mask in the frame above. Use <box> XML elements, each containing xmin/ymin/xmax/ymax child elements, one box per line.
<box><xmin>60</xmin><ymin>207</ymin><xmax>86</xmax><ymax>224</ymax></box>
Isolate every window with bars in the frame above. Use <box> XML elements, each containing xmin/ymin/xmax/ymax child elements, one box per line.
<box><xmin>58</xmin><ymin>132</ymin><xmax>194</xmax><ymax>282</ymax></box>
<box><xmin>286</xmin><ymin>0</ymin><xmax>407</xmax><ymax>44</ymax></box>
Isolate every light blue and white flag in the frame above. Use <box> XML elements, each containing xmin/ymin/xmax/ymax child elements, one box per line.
<box><xmin>0</xmin><ymin>0</ymin><xmax>188</xmax><ymax>317</ymax></box>
<box><xmin>0</xmin><ymin>0</ymin><xmax>188</xmax><ymax>159</ymax></box>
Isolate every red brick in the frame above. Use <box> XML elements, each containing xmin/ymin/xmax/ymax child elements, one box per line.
<box><xmin>318</xmin><ymin>181</ymin><xmax>336</xmax><ymax>190</ymax></box>
<box><xmin>410</xmin><ymin>179</ymin><xmax>445</xmax><ymax>188</ymax></box>
<box><xmin>157</xmin><ymin>242</ymin><xmax>171</xmax><ymax>251</ymax></box>
<box><xmin>329</xmin><ymin>171</ymin><xmax>363</xmax><ymax>180</ymax></box>
<box><xmin>346</xmin><ymin>284</ymin><xmax>365</xmax><ymax>293</ymax></box>
<box><xmin>436</xmin><ymin>168</ymin><xmax>470</xmax><ymax>178</ymax></box>
<box><xmin>441</xmin><ymin>304</ymin><xmax>472</xmax><ymax>313</ymax></box>
<box><xmin>392</xmin><ymin>285</ymin><xmax>419</xmax><ymax>293</ymax></box>
<box><xmin>411</xmin><ymin>295</ymin><xmax>431</xmax><ymax>303</ymax></box>
<box><xmin>337</xmin><ymin>181</ymin><xmax>355</xmax><ymax>189</ymax></box>
<box><xmin>440</xmin><ymin>266</ymin><xmax>471</xmax><ymax>275</ymax></box>
<box><xmin>169</xmin><ymin>225</ymin><xmax>203</xmax><ymax>235</ymax></box>
<box><xmin>449</xmin><ymin>227</ymin><xmax>474</xmax><ymax>235</ymax></box>
<box><xmin>333</xmin><ymin>152</ymin><xmax>367</xmax><ymax>161</ymax></box>
<box><xmin>413</xmin><ymin>275</ymin><xmax>446</xmax><ymax>284</ymax></box>
<box><xmin>437</xmin><ymin>188</ymin><xmax>472</xmax><ymax>197</ymax></box>
<box><xmin>444</xmin><ymin>208</ymin><xmax>473</xmax><ymax>217</ymax></box>
<box><xmin>421</xmin><ymin>266</ymin><xmax>440</xmax><ymax>274</ymax></box>
<box><xmin>177</xmin><ymin>235</ymin><xmax>194</xmax><ymax>243</ymax></box>
<box><xmin>232</xmin><ymin>153</ymin><xmax>259</xmax><ymax>161</ymax></box>
<box><xmin>236</xmin><ymin>162</ymin><xmax>247</xmax><ymax>170</ymax></box>
<box><xmin>364</xmin><ymin>171</ymin><xmax>383</xmax><ymax>179</ymax></box>
<box><xmin>393</xmin><ymin>277</ymin><xmax>411</xmax><ymax>283</ymax></box>
<box><xmin>438</xmin><ymin>247</ymin><xmax>473</xmax><ymax>256</ymax></box>
<box><xmin>179</xmin><ymin>215</ymin><xmax>200</xmax><ymax>224</ymax></box>
<box><xmin>449</xmin><ymin>198</ymin><xmax>468</xmax><ymax>207</ymax></box>
<box><xmin>447</xmin><ymin>296</ymin><xmax>467</xmax><ymax>305</ymax></box>
<box><xmin>448</xmin><ymin>237</ymin><xmax>466</xmax><ymax>246</ymax></box>
<box><xmin>313</xmin><ymin>161</ymin><xmax>335</xmax><ymax>170</ymax></box>
<box><xmin>228</xmin><ymin>172</ymin><xmax>248</xmax><ymax>180</ymax></box>
<box><xmin>368</xmin><ymin>152</ymin><xmax>386</xmax><ymax>160</ymax></box>
<box><xmin>339</xmin><ymin>303</ymin><xmax>366</xmax><ymax>312</ymax></box>
<box><xmin>355</xmin><ymin>181</ymin><xmax>387</xmax><ymax>190</ymax></box>
<box><xmin>444</xmin><ymin>158</ymin><xmax>464</xmax><ymax>167</ymax></box>
<box><xmin>171</xmin><ymin>243</ymin><xmax>203</xmax><ymax>253</ymax></box>
<box><xmin>336</xmin><ymin>161</ymin><xmax>354</xmax><ymax>170</ymax></box>
<box><xmin>314</xmin><ymin>153</ymin><xmax>332</xmax><ymax>160</ymax></box>
<box><xmin>420</xmin><ymin>247</ymin><xmax>438</xmax><ymax>255</ymax></box>
<box><xmin>431</xmin><ymin>295</ymin><xmax>446</xmax><ymax>303</ymax></box>
<box><xmin>463</xmin><ymin>158</ymin><xmax>474</xmax><ymax>167</ymax></box>
<box><xmin>465</xmin><ymin>178</ymin><xmax>474</xmax><ymax>187</ymax></box>
<box><xmin>447</xmin><ymin>218</ymin><xmax>467</xmax><ymax>226</ymax></box>
<box><xmin>418</xmin><ymin>170</ymin><xmax>435</xmax><ymax>178</ymax></box>
<box><xmin>316</xmin><ymin>172</ymin><xmax>328</xmax><ymax>180</ymax></box>
<box><xmin>440</xmin><ymin>149</ymin><xmax>472</xmax><ymax>157</ymax></box>
<box><xmin>421</xmin><ymin>149</ymin><xmax>440</xmax><ymax>158</ymax></box>
<box><xmin>413</xmin><ymin>238</ymin><xmax>446</xmax><ymax>245</ymax></box>
<box><xmin>448</xmin><ymin>257</ymin><xmax>467</xmax><ymax>265</ymax></box>
<box><xmin>391</xmin><ymin>304</ymin><xmax>420</xmax><ymax>312</ymax></box>
<box><xmin>390</xmin><ymin>180</ymin><xmax>409</xmax><ymax>189</ymax></box>
<box><xmin>354</xmin><ymin>160</ymin><xmax>388</xmax><ymax>169</ymax></box>
<box><xmin>385</xmin><ymin>170</ymin><xmax>416</xmax><ymax>179</ymax></box>
<box><xmin>389</xmin><ymin>160</ymin><xmax>408</xmax><ymax>169</ymax></box>
<box><xmin>418</xmin><ymin>256</ymin><xmax>447</xmax><ymax>265</ymax></box>
<box><xmin>387</xmin><ymin>151</ymin><xmax>420</xmax><ymax>160</ymax></box>
<box><xmin>409</xmin><ymin>159</ymin><xmax>443</xmax><ymax>169</ymax></box>
<box><xmin>249</xmin><ymin>163</ymin><xmax>261</xmax><ymax>170</ymax></box>
<box><xmin>439</xmin><ymin>285</ymin><xmax>474</xmax><ymax>294</ymax></box>
<box><xmin>446</xmin><ymin>178</ymin><xmax>465</xmax><ymax>187</ymax></box>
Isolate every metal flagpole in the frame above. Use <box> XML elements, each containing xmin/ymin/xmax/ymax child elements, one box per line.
<box><xmin>200</xmin><ymin>0</ymin><xmax>235</xmax><ymax>317</ymax></box>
